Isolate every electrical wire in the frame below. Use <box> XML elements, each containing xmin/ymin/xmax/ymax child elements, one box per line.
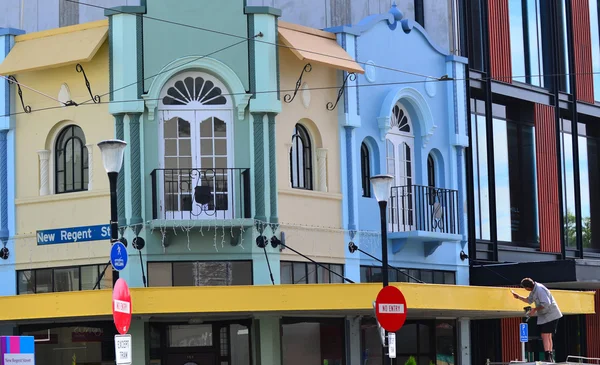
<box><xmin>6</xmin><ymin>68</ymin><xmax>600</xmax><ymax>118</ymax></box>
<box><xmin>67</xmin><ymin>0</ymin><xmax>442</xmax><ymax>81</ymax></box>
<box><xmin>0</xmin><ymin>75</ymin><xmax>70</xmax><ymax>105</ymax></box>
<box><xmin>274</xmin><ymin>241</ymin><xmax>355</xmax><ymax>283</ymax></box>
<box><xmin>348</xmin><ymin>242</ymin><xmax>424</xmax><ymax>283</ymax></box>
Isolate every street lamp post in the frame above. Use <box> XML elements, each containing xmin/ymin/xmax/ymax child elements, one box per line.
<box><xmin>370</xmin><ymin>174</ymin><xmax>395</xmax><ymax>364</ymax></box>
<box><xmin>97</xmin><ymin>139</ymin><xmax>127</xmax><ymax>287</ymax></box>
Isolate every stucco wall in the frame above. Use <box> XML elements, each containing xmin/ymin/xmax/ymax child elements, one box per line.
<box><xmin>13</xmin><ymin>42</ymin><xmax>112</xmax><ymax>269</ymax></box>
<box><xmin>277</xmin><ymin>47</ymin><xmax>345</xmax><ymax>264</ymax></box>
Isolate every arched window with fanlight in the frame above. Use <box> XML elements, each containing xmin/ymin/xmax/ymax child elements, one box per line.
<box><xmin>290</xmin><ymin>124</ymin><xmax>313</xmax><ymax>190</ymax></box>
<box><xmin>55</xmin><ymin>125</ymin><xmax>88</xmax><ymax>194</ymax></box>
<box><xmin>360</xmin><ymin>142</ymin><xmax>371</xmax><ymax>197</ymax></box>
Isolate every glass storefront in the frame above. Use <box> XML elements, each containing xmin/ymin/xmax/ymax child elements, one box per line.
<box><xmin>281</xmin><ymin>318</ymin><xmax>345</xmax><ymax>365</ymax></box>
<box><xmin>360</xmin><ymin>317</ymin><xmax>456</xmax><ymax>365</ymax></box>
<box><xmin>20</xmin><ymin>322</ymin><xmax>118</xmax><ymax>365</ymax></box>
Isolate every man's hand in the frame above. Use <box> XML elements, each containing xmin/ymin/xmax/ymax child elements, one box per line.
<box><xmin>511</xmin><ymin>290</ymin><xmax>520</xmax><ymax>299</ymax></box>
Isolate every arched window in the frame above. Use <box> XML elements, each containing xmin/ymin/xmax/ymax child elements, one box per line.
<box><xmin>55</xmin><ymin>125</ymin><xmax>88</xmax><ymax>193</ymax></box>
<box><xmin>427</xmin><ymin>154</ymin><xmax>436</xmax><ymax>187</ymax></box>
<box><xmin>360</xmin><ymin>142</ymin><xmax>371</xmax><ymax>197</ymax></box>
<box><xmin>290</xmin><ymin>124</ymin><xmax>312</xmax><ymax>190</ymax></box>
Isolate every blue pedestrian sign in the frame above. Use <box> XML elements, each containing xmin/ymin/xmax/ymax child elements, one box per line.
<box><xmin>110</xmin><ymin>241</ymin><xmax>128</xmax><ymax>271</ymax></box>
<box><xmin>520</xmin><ymin>323</ymin><xmax>528</xmax><ymax>342</ymax></box>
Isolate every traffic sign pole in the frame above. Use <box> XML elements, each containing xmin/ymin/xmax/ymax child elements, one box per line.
<box><xmin>519</xmin><ymin>323</ymin><xmax>528</xmax><ymax>362</ymax></box>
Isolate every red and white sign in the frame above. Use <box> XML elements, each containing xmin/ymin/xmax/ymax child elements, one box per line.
<box><xmin>112</xmin><ymin>278</ymin><xmax>132</xmax><ymax>335</ymax></box>
<box><xmin>375</xmin><ymin>286</ymin><xmax>407</xmax><ymax>332</ymax></box>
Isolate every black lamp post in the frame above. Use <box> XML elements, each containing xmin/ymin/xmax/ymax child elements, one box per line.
<box><xmin>370</xmin><ymin>174</ymin><xmax>395</xmax><ymax>364</ymax></box>
<box><xmin>97</xmin><ymin>139</ymin><xmax>127</xmax><ymax>287</ymax></box>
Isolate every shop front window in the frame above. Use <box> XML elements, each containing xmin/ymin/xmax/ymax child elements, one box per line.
<box><xmin>20</xmin><ymin>323</ymin><xmax>117</xmax><ymax>365</ymax></box>
<box><xmin>361</xmin><ymin>318</ymin><xmax>456</xmax><ymax>365</ymax></box>
<box><xmin>282</xmin><ymin>319</ymin><xmax>345</xmax><ymax>365</ymax></box>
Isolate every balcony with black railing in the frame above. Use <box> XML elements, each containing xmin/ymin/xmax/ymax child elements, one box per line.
<box><xmin>388</xmin><ymin>184</ymin><xmax>462</xmax><ymax>257</ymax></box>
<box><xmin>150</xmin><ymin>168</ymin><xmax>252</xmax><ymax>226</ymax></box>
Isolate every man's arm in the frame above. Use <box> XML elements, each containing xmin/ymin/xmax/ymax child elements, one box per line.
<box><xmin>511</xmin><ymin>290</ymin><xmax>532</xmax><ymax>304</ymax></box>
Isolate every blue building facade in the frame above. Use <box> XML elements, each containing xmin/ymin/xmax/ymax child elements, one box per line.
<box><xmin>330</xmin><ymin>4</ymin><xmax>470</xmax><ymax>286</ymax></box>
<box><xmin>0</xmin><ymin>28</ymin><xmax>22</xmax><ymax>296</ymax></box>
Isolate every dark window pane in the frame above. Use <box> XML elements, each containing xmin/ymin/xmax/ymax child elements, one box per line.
<box><xmin>80</xmin><ymin>265</ymin><xmax>98</xmax><ymax>291</ymax></box>
<box><xmin>230</xmin><ymin>324</ymin><xmax>250</xmax><ymax>365</ymax></box>
<box><xmin>54</xmin><ymin>125</ymin><xmax>88</xmax><ymax>193</ymax></box>
<box><xmin>35</xmin><ymin>269</ymin><xmax>52</xmax><ymax>293</ymax></box>
<box><xmin>307</xmin><ymin>263</ymin><xmax>317</xmax><ymax>284</ymax></box>
<box><xmin>293</xmin><ymin>262</ymin><xmax>307</xmax><ymax>284</ymax></box>
<box><xmin>53</xmin><ymin>267</ymin><xmax>79</xmax><ymax>292</ymax></box>
<box><xmin>330</xmin><ymin>265</ymin><xmax>344</xmax><ymax>284</ymax></box>
<box><xmin>420</xmin><ymin>270</ymin><xmax>433</xmax><ymax>284</ymax></box>
<box><xmin>444</xmin><ymin>272</ymin><xmax>456</xmax><ymax>285</ymax></box>
<box><xmin>418</xmin><ymin>323</ymin><xmax>431</xmax><ymax>352</ymax></box>
<box><xmin>409</xmin><ymin>269</ymin><xmax>420</xmax><ymax>283</ymax></box>
<box><xmin>433</xmin><ymin>271</ymin><xmax>445</xmax><ymax>284</ymax></box>
<box><xmin>317</xmin><ymin>265</ymin><xmax>330</xmax><ymax>283</ymax></box>
<box><xmin>230</xmin><ymin>261</ymin><xmax>252</xmax><ymax>285</ymax></box>
<box><xmin>396</xmin><ymin>323</ymin><xmax>418</xmax><ymax>353</ymax></box>
<box><xmin>436</xmin><ymin>320</ymin><xmax>457</xmax><ymax>365</ymax></box>
<box><xmin>360</xmin><ymin>266</ymin><xmax>369</xmax><ymax>282</ymax></box>
<box><xmin>281</xmin><ymin>262</ymin><xmax>292</xmax><ymax>284</ymax></box>
<box><xmin>148</xmin><ymin>262</ymin><xmax>173</xmax><ymax>287</ymax></box>
<box><xmin>17</xmin><ymin>271</ymin><xmax>34</xmax><ymax>294</ymax></box>
<box><xmin>172</xmin><ymin>262</ymin><xmax>194</xmax><ymax>286</ymax></box>
<box><xmin>168</xmin><ymin>324</ymin><xmax>213</xmax><ymax>347</ymax></box>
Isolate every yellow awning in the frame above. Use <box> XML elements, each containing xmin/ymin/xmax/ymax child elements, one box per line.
<box><xmin>0</xmin><ymin>283</ymin><xmax>594</xmax><ymax>321</ymax></box>
<box><xmin>0</xmin><ymin>19</ymin><xmax>108</xmax><ymax>76</ymax></box>
<box><xmin>278</xmin><ymin>21</ymin><xmax>364</xmax><ymax>74</ymax></box>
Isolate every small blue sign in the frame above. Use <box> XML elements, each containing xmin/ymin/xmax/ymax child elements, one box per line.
<box><xmin>520</xmin><ymin>323</ymin><xmax>528</xmax><ymax>342</ymax></box>
<box><xmin>110</xmin><ymin>241</ymin><xmax>128</xmax><ymax>271</ymax></box>
<box><xmin>37</xmin><ymin>224</ymin><xmax>111</xmax><ymax>245</ymax></box>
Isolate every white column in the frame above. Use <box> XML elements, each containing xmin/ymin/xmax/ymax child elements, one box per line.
<box><xmin>346</xmin><ymin>317</ymin><xmax>361</xmax><ymax>365</ymax></box>
<box><xmin>316</xmin><ymin>148</ymin><xmax>328</xmax><ymax>192</ymax></box>
<box><xmin>458</xmin><ymin>318</ymin><xmax>471</xmax><ymax>365</ymax></box>
<box><xmin>86</xmin><ymin>143</ymin><xmax>93</xmax><ymax>190</ymax></box>
<box><xmin>37</xmin><ymin>150</ymin><xmax>51</xmax><ymax>196</ymax></box>
<box><xmin>285</xmin><ymin>142</ymin><xmax>292</xmax><ymax>188</ymax></box>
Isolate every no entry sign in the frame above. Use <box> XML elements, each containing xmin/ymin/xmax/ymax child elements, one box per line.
<box><xmin>375</xmin><ymin>286</ymin><xmax>407</xmax><ymax>332</ymax></box>
<box><xmin>113</xmin><ymin>278</ymin><xmax>132</xmax><ymax>335</ymax></box>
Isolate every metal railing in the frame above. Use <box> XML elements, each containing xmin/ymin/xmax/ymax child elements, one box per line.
<box><xmin>151</xmin><ymin>168</ymin><xmax>251</xmax><ymax>220</ymax></box>
<box><xmin>389</xmin><ymin>184</ymin><xmax>459</xmax><ymax>234</ymax></box>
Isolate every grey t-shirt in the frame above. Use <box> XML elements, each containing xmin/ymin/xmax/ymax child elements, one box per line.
<box><xmin>527</xmin><ymin>282</ymin><xmax>563</xmax><ymax>324</ymax></box>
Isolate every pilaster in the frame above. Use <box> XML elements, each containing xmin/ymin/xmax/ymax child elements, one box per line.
<box><xmin>345</xmin><ymin>317</ymin><xmax>361</xmax><ymax>365</ymax></box>
<box><xmin>129</xmin><ymin>318</ymin><xmax>150</xmax><ymax>365</ymax></box>
<box><xmin>128</xmin><ymin>113</ymin><xmax>143</xmax><ymax>232</ymax></box>
<box><xmin>0</xmin><ymin>29</ymin><xmax>23</xmax><ymax>289</ymax></box>
<box><xmin>252</xmin><ymin>112</ymin><xmax>267</xmax><ymax>222</ymax></box>
<box><xmin>114</xmin><ymin>113</ymin><xmax>127</xmax><ymax>228</ymax></box>
<box><xmin>253</xmin><ymin>316</ymin><xmax>281</xmax><ymax>365</ymax></box>
<box><xmin>86</xmin><ymin>143</ymin><xmax>94</xmax><ymax>190</ymax></box>
<box><xmin>267</xmin><ymin>113</ymin><xmax>278</xmax><ymax>224</ymax></box>
<box><xmin>316</xmin><ymin>148</ymin><xmax>328</xmax><ymax>192</ymax></box>
<box><xmin>105</xmin><ymin>6</ymin><xmax>146</xmax><ymax>115</ymax></box>
<box><xmin>37</xmin><ymin>150</ymin><xmax>51</xmax><ymax>196</ymax></box>
<box><xmin>0</xmin><ymin>131</ymin><xmax>7</xmax><ymax>243</ymax></box>
<box><xmin>458</xmin><ymin>318</ymin><xmax>471</xmax><ymax>365</ymax></box>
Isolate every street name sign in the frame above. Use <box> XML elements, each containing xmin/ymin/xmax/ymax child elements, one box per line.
<box><xmin>375</xmin><ymin>286</ymin><xmax>408</xmax><ymax>332</ymax></box>
<box><xmin>0</xmin><ymin>336</ymin><xmax>35</xmax><ymax>365</ymax></box>
<box><xmin>114</xmin><ymin>334</ymin><xmax>132</xmax><ymax>365</ymax></box>
<box><xmin>113</xmin><ymin>278</ymin><xmax>132</xmax><ymax>335</ymax></box>
<box><xmin>37</xmin><ymin>224</ymin><xmax>111</xmax><ymax>245</ymax></box>
<box><xmin>520</xmin><ymin>323</ymin><xmax>528</xmax><ymax>342</ymax></box>
<box><xmin>110</xmin><ymin>241</ymin><xmax>128</xmax><ymax>271</ymax></box>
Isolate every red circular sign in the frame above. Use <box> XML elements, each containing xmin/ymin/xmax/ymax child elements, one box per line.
<box><xmin>375</xmin><ymin>286</ymin><xmax>407</xmax><ymax>332</ymax></box>
<box><xmin>112</xmin><ymin>278</ymin><xmax>132</xmax><ymax>335</ymax></box>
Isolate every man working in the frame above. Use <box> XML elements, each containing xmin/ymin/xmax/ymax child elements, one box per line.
<box><xmin>511</xmin><ymin>278</ymin><xmax>563</xmax><ymax>363</ymax></box>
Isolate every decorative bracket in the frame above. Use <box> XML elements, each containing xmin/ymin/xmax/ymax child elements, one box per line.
<box><xmin>284</xmin><ymin>63</ymin><xmax>312</xmax><ymax>103</ymax></box>
<box><xmin>76</xmin><ymin>63</ymin><xmax>101</xmax><ymax>103</ymax></box>
<box><xmin>326</xmin><ymin>72</ymin><xmax>356</xmax><ymax>111</ymax></box>
<box><xmin>6</xmin><ymin>76</ymin><xmax>31</xmax><ymax>113</ymax></box>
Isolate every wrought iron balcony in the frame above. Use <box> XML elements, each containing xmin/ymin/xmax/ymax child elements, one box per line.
<box><xmin>150</xmin><ymin>168</ymin><xmax>251</xmax><ymax>221</ymax></box>
<box><xmin>389</xmin><ymin>184</ymin><xmax>461</xmax><ymax>256</ymax></box>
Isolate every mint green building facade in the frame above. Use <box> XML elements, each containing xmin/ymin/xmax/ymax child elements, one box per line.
<box><xmin>105</xmin><ymin>2</ymin><xmax>285</xmax><ymax>364</ymax></box>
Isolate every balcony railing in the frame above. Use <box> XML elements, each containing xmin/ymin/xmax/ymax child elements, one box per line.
<box><xmin>390</xmin><ymin>185</ymin><xmax>459</xmax><ymax>234</ymax></box>
<box><xmin>151</xmin><ymin>168</ymin><xmax>251</xmax><ymax>220</ymax></box>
